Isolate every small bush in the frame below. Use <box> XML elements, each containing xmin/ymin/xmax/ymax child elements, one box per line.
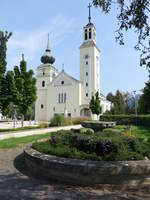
<box><xmin>50</xmin><ymin>114</ymin><xmax>65</xmax><ymax>127</ymax></box>
<box><xmin>39</xmin><ymin>123</ymin><xmax>48</xmax><ymax>128</ymax></box>
<box><xmin>80</xmin><ymin>128</ymin><xmax>94</xmax><ymax>135</ymax></box>
<box><xmin>72</xmin><ymin>117</ymin><xmax>91</xmax><ymax>125</ymax></box>
<box><xmin>50</xmin><ymin>114</ymin><xmax>72</xmax><ymax>127</ymax></box>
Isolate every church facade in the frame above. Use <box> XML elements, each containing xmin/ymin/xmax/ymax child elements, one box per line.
<box><xmin>35</xmin><ymin>7</ymin><xmax>112</xmax><ymax>122</ymax></box>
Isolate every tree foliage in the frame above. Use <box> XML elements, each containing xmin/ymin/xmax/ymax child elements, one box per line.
<box><xmin>0</xmin><ymin>31</ymin><xmax>12</xmax><ymax>109</ymax></box>
<box><xmin>138</xmin><ymin>80</ymin><xmax>150</xmax><ymax>114</ymax></box>
<box><xmin>13</xmin><ymin>55</ymin><xmax>37</xmax><ymax>126</ymax></box>
<box><xmin>113</xmin><ymin>90</ymin><xmax>125</xmax><ymax>114</ymax></box>
<box><xmin>106</xmin><ymin>92</ymin><xmax>115</xmax><ymax>103</ymax></box>
<box><xmin>89</xmin><ymin>91</ymin><xmax>102</xmax><ymax>117</ymax></box>
<box><xmin>93</xmin><ymin>0</ymin><xmax>150</xmax><ymax>69</ymax></box>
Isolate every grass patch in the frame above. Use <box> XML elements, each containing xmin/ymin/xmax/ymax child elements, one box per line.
<box><xmin>0</xmin><ymin>132</ymin><xmax>51</xmax><ymax>149</ymax></box>
<box><xmin>0</xmin><ymin>126</ymin><xmax>40</xmax><ymax>133</ymax></box>
<box><xmin>104</xmin><ymin>125</ymin><xmax>150</xmax><ymax>140</ymax></box>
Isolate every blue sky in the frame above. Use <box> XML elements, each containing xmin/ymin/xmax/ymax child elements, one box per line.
<box><xmin>0</xmin><ymin>0</ymin><xmax>148</xmax><ymax>95</ymax></box>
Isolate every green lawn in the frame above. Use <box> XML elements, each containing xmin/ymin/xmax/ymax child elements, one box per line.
<box><xmin>0</xmin><ymin>125</ymin><xmax>150</xmax><ymax>149</ymax></box>
<box><xmin>0</xmin><ymin>132</ymin><xmax>51</xmax><ymax>149</ymax></box>
<box><xmin>0</xmin><ymin>125</ymin><xmax>46</xmax><ymax>133</ymax></box>
<box><xmin>104</xmin><ymin>125</ymin><xmax>150</xmax><ymax>140</ymax></box>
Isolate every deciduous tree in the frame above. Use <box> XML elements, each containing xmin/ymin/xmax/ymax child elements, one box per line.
<box><xmin>93</xmin><ymin>0</ymin><xmax>150</xmax><ymax>69</ymax></box>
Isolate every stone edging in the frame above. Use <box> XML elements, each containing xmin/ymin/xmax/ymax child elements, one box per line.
<box><xmin>24</xmin><ymin>144</ymin><xmax>150</xmax><ymax>185</ymax></box>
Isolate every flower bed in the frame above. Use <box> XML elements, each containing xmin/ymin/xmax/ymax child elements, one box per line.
<box><xmin>32</xmin><ymin>129</ymin><xmax>150</xmax><ymax>161</ymax></box>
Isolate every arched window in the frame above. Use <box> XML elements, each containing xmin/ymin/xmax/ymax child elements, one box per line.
<box><xmin>41</xmin><ymin>104</ymin><xmax>44</xmax><ymax>109</ymax></box>
<box><xmin>89</xmin><ymin>28</ymin><xmax>92</xmax><ymax>39</ymax></box>
<box><xmin>42</xmin><ymin>81</ymin><xmax>45</xmax><ymax>87</ymax></box>
<box><xmin>64</xmin><ymin>93</ymin><xmax>66</xmax><ymax>103</ymax></box>
<box><xmin>58</xmin><ymin>94</ymin><xmax>61</xmax><ymax>103</ymax></box>
<box><xmin>85</xmin><ymin>29</ymin><xmax>88</xmax><ymax>40</ymax></box>
<box><xmin>61</xmin><ymin>93</ymin><xmax>63</xmax><ymax>103</ymax></box>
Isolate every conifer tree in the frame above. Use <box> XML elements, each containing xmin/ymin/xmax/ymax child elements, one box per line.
<box><xmin>114</xmin><ymin>90</ymin><xmax>125</xmax><ymax>114</ymax></box>
<box><xmin>0</xmin><ymin>31</ymin><xmax>12</xmax><ymax>109</ymax></box>
<box><xmin>138</xmin><ymin>80</ymin><xmax>150</xmax><ymax>114</ymax></box>
<box><xmin>89</xmin><ymin>91</ymin><xmax>102</xmax><ymax>120</ymax></box>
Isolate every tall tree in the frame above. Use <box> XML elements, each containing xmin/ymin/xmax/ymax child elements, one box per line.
<box><xmin>106</xmin><ymin>92</ymin><xmax>115</xmax><ymax>103</ymax></box>
<box><xmin>123</xmin><ymin>92</ymin><xmax>135</xmax><ymax>114</ymax></box>
<box><xmin>13</xmin><ymin>54</ymin><xmax>37</xmax><ymax>126</ymax></box>
<box><xmin>90</xmin><ymin>91</ymin><xmax>102</xmax><ymax>119</ymax></box>
<box><xmin>93</xmin><ymin>0</ymin><xmax>150</xmax><ymax>69</ymax></box>
<box><xmin>1</xmin><ymin>70</ymin><xmax>17</xmax><ymax>116</ymax></box>
<box><xmin>114</xmin><ymin>90</ymin><xmax>125</xmax><ymax>114</ymax></box>
<box><xmin>138</xmin><ymin>80</ymin><xmax>150</xmax><ymax>114</ymax></box>
<box><xmin>0</xmin><ymin>31</ymin><xmax>12</xmax><ymax>109</ymax></box>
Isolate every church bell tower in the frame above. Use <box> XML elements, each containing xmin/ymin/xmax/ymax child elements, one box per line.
<box><xmin>80</xmin><ymin>3</ymin><xmax>100</xmax><ymax>105</ymax></box>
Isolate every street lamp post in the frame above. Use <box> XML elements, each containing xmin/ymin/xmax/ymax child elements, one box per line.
<box><xmin>133</xmin><ymin>90</ymin><xmax>137</xmax><ymax>119</ymax></box>
<box><xmin>13</xmin><ymin>105</ymin><xmax>17</xmax><ymax>128</ymax></box>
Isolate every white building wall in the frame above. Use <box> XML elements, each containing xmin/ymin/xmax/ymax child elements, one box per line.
<box><xmin>46</xmin><ymin>82</ymin><xmax>81</xmax><ymax>121</ymax></box>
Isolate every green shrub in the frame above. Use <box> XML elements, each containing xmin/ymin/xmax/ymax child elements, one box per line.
<box><xmin>101</xmin><ymin>115</ymin><xmax>150</xmax><ymax>127</ymax></box>
<box><xmin>50</xmin><ymin>114</ymin><xmax>65</xmax><ymax>127</ymax></box>
<box><xmin>72</xmin><ymin>117</ymin><xmax>91</xmax><ymax>125</ymax></box>
<box><xmin>50</xmin><ymin>114</ymin><xmax>72</xmax><ymax>127</ymax></box>
<box><xmin>80</xmin><ymin>128</ymin><xmax>94</xmax><ymax>135</ymax></box>
<box><xmin>39</xmin><ymin>123</ymin><xmax>48</xmax><ymax>128</ymax></box>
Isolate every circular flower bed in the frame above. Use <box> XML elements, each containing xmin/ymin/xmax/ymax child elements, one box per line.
<box><xmin>32</xmin><ymin>128</ymin><xmax>150</xmax><ymax>161</ymax></box>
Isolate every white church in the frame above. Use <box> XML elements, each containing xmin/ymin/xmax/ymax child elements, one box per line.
<box><xmin>35</xmin><ymin>5</ymin><xmax>112</xmax><ymax>122</ymax></box>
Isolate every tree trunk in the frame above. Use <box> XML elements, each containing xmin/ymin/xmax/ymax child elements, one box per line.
<box><xmin>21</xmin><ymin>114</ymin><xmax>24</xmax><ymax>127</ymax></box>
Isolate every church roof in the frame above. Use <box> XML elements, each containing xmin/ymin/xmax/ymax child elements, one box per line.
<box><xmin>49</xmin><ymin>69</ymin><xmax>81</xmax><ymax>86</ymax></box>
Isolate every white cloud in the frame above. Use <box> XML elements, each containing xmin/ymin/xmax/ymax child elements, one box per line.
<box><xmin>7</xmin><ymin>14</ymin><xmax>76</xmax><ymax>68</ymax></box>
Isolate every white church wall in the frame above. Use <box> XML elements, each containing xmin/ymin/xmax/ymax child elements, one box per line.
<box><xmin>46</xmin><ymin>73</ymin><xmax>82</xmax><ymax>121</ymax></box>
<box><xmin>35</xmin><ymin>88</ymin><xmax>48</xmax><ymax>121</ymax></box>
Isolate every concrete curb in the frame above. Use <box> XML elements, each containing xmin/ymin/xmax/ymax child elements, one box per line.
<box><xmin>24</xmin><ymin>143</ymin><xmax>150</xmax><ymax>186</ymax></box>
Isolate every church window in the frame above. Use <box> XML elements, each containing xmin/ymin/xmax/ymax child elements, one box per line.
<box><xmin>64</xmin><ymin>93</ymin><xmax>66</xmax><ymax>103</ymax></box>
<box><xmin>85</xmin><ymin>29</ymin><xmax>88</xmax><ymax>40</ymax></box>
<box><xmin>61</xmin><ymin>80</ymin><xmax>64</xmax><ymax>85</ymax></box>
<box><xmin>41</xmin><ymin>104</ymin><xmax>44</xmax><ymax>109</ymax></box>
<box><xmin>86</xmin><ymin>83</ymin><xmax>88</xmax><ymax>87</ymax></box>
<box><xmin>58</xmin><ymin>94</ymin><xmax>61</xmax><ymax>103</ymax></box>
<box><xmin>86</xmin><ymin>72</ymin><xmax>88</xmax><ymax>76</ymax></box>
<box><xmin>42</xmin><ymin>81</ymin><xmax>45</xmax><ymax>87</ymax></box>
<box><xmin>86</xmin><ymin>61</ymin><xmax>88</xmax><ymax>65</ymax></box>
<box><xmin>61</xmin><ymin>93</ymin><xmax>63</xmax><ymax>103</ymax></box>
<box><xmin>85</xmin><ymin>54</ymin><xmax>89</xmax><ymax>59</ymax></box>
<box><xmin>89</xmin><ymin>28</ymin><xmax>92</xmax><ymax>39</ymax></box>
<box><xmin>43</xmin><ymin>71</ymin><xmax>45</xmax><ymax>76</ymax></box>
<box><xmin>86</xmin><ymin>93</ymin><xmax>88</xmax><ymax>97</ymax></box>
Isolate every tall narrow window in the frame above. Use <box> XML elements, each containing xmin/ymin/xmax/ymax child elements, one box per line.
<box><xmin>64</xmin><ymin>93</ymin><xmax>66</xmax><ymax>103</ymax></box>
<box><xmin>42</xmin><ymin>81</ymin><xmax>45</xmax><ymax>87</ymax></box>
<box><xmin>58</xmin><ymin>94</ymin><xmax>61</xmax><ymax>103</ymax></box>
<box><xmin>85</xmin><ymin>29</ymin><xmax>88</xmax><ymax>40</ymax></box>
<box><xmin>41</xmin><ymin>104</ymin><xmax>44</xmax><ymax>109</ymax></box>
<box><xmin>61</xmin><ymin>93</ymin><xmax>63</xmax><ymax>103</ymax></box>
<box><xmin>89</xmin><ymin>28</ymin><xmax>92</xmax><ymax>39</ymax></box>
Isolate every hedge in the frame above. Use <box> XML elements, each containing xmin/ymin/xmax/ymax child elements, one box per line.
<box><xmin>100</xmin><ymin>115</ymin><xmax>150</xmax><ymax>127</ymax></box>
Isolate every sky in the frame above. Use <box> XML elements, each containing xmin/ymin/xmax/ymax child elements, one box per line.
<box><xmin>0</xmin><ymin>0</ymin><xmax>148</xmax><ymax>96</ymax></box>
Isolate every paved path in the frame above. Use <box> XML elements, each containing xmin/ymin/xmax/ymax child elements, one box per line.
<box><xmin>0</xmin><ymin>125</ymin><xmax>82</xmax><ymax>140</ymax></box>
<box><xmin>0</xmin><ymin>147</ymin><xmax>150</xmax><ymax>199</ymax></box>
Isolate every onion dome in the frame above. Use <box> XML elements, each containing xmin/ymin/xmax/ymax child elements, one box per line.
<box><xmin>41</xmin><ymin>34</ymin><xmax>55</xmax><ymax>64</ymax></box>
